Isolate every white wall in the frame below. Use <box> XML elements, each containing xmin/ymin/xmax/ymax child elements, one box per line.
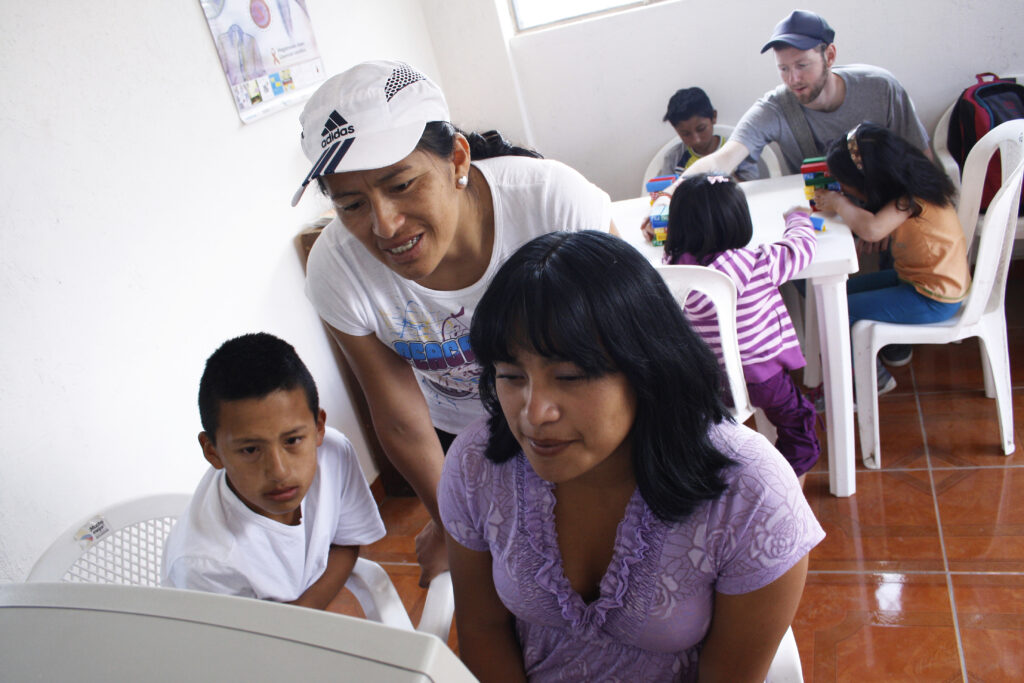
<box><xmin>0</xmin><ymin>0</ymin><xmax>438</xmax><ymax>582</ymax></box>
<box><xmin>422</xmin><ymin>0</ymin><xmax>533</xmax><ymax>147</ymax></box>
<box><xmin>508</xmin><ymin>0</ymin><xmax>1024</xmax><ymax>199</ymax></box>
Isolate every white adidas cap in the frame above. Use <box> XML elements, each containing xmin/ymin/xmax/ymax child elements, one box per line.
<box><xmin>291</xmin><ymin>60</ymin><xmax>450</xmax><ymax>206</ymax></box>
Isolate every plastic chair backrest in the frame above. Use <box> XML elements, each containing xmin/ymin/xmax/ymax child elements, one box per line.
<box><xmin>933</xmin><ymin>101</ymin><xmax>962</xmax><ymax>190</ymax></box>
<box><xmin>957</xmin><ymin>119</ymin><xmax>1024</xmax><ymax>246</ymax></box>
<box><xmin>655</xmin><ymin>264</ymin><xmax>755</xmax><ymax>423</ymax></box>
<box><xmin>26</xmin><ymin>494</ymin><xmax>190</xmax><ymax>586</ymax></box>
<box><xmin>759</xmin><ymin>141</ymin><xmax>785</xmax><ymax>179</ymax></box>
<box><xmin>641</xmin><ymin>124</ymin><xmax>737</xmax><ymax>194</ymax></box>
<box><xmin>641</xmin><ymin>124</ymin><xmax>783</xmax><ymax>194</ymax></box>
<box><xmin>958</xmin><ymin>156</ymin><xmax>1024</xmax><ymax>326</ymax></box>
<box><xmin>26</xmin><ymin>493</ymin><xmax>456</xmax><ymax>641</ymax></box>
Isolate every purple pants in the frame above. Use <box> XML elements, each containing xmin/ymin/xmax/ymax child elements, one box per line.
<box><xmin>747</xmin><ymin>370</ymin><xmax>820</xmax><ymax>477</ymax></box>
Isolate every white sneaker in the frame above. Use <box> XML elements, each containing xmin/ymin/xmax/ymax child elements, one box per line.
<box><xmin>877</xmin><ymin>359</ymin><xmax>897</xmax><ymax>396</ymax></box>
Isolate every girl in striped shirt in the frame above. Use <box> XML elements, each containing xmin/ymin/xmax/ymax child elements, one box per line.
<box><xmin>665</xmin><ymin>173</ymin><xmax>820</xmax><ymax>482</ymax></box>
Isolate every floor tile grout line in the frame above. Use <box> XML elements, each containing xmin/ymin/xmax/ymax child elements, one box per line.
<box><xmin>806</xmin><ymin>569</ymin><xmax>1024</xmax><ymax>576</ymax></box>
<box><xmin>913</xmin><ymin>362</ymin><xmax>968</xmax><ymax>682</ymax></box>
<box><xmin>834</xmin><ymin>463</ymin><xmax>1024</xmax><ymax>473</ymax></box>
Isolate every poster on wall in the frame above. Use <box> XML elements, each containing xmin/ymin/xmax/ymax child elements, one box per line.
<box><xmin>200</xmin><ymin>0</ymin><xmax>326</xmax><ymax>123</ymax></box>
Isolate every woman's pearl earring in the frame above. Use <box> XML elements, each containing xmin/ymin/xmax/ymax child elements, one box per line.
<box><xmin>457</xmin><ymin>175</ymin><xmax>468</xmax><ymax>188</ymax></box>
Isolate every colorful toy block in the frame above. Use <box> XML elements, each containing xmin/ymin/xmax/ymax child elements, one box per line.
<box><xmin>649</xmin><ymin>200</ymin><xmax>670</xmax><ymax>246</ymax></box>
<box><xmin>800</xmin><ymin>156</ymin><xmax>840</xmax><ymax>212</ymax></box>
<box><xmin>645</xmin><ymin>175</ymin><xmax>676</xmax><ymax>195</ymax></box>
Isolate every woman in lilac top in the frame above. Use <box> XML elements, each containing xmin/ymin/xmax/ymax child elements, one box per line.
<box><xmin>439</xmin><ymin>230</ymin><xmax>824</xmax><ymax>681</ymax></box>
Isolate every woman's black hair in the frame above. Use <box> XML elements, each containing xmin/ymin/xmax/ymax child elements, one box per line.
<box><xmin>417</xmin><ymin>121</ymin><xmax>542</xmax><ymax>160</ymax></box>
<box><xmin>470</xmin><ymin>230</ymin><xmax>735</xmax><ymax>522</ymax></box>
<box><xmin>826</xmin><ymin>122</ymin><xmax>956</xmax><ymax>215</ymax></box>
<box><xmin>664</xmin><ymin>174</ymin><xmax>754</xmax><ymax>264</ymax></box>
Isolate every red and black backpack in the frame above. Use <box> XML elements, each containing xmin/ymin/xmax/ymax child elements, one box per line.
<box><xmin>946</xmin><ymin>72</ymin><xmax>1024</xmax><ymax>213</ymax></box>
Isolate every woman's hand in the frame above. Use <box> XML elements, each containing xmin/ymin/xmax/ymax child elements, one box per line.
<box><xmin>415</xmin><ymin>519</ymin><xmax>450</xmax><ymax>587</ymax></box>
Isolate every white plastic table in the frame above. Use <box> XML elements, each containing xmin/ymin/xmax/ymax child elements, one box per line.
<box><xmin>613</xmin><ymin>173</ymin><xmax>859</xmax><ymax>496</ymax></box>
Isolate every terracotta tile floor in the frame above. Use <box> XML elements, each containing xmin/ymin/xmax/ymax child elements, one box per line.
<box><xmin>345</xmin><ymin>266</ymin><xmax>1024</xmax><ymax>681</ymax></box>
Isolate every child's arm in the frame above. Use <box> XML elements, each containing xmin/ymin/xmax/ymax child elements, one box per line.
<box><xmin>447</xmin><ymin>533</ymin><xmax>527</xmax><ymax>683</ymax></box>
<box><xmin>756</xmin><ymin>208</ymin><xmax>817</xmax><ymax>285</ymax></box>
<box><xmin>814</xmin><ymin>189</ymin><xmax>911</xmax><ymax>243</ymax></box>
<box><xmin>288</xmin><ymin>544</ymin><xmax>360</xmax><ymax>611</ymax></box>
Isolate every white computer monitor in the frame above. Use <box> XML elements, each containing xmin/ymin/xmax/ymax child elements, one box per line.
<box><xmin>0</xmin><ymin>582</ymin><xmax>476</xmax><ymax>682</ymax></box>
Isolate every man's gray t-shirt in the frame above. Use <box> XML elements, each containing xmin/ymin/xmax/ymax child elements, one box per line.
<box><xmin>731</xmin><ymin>64</ymin><xmax>929</xmax><ymax>174</ymax></box>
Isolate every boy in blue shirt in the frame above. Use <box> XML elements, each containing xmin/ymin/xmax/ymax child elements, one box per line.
<box><xmin>162</xmin><ymin>333</ymin><xmax>385</xmax><ymax>611</ymax></box>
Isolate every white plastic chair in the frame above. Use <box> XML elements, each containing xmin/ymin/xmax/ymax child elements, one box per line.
<box><xmin>852</xmin><ymin>139</ymin><xmax>1024</xmax><ymax>468</ymax></box>
<box><xmin>27</xmin><ymin>493</ymin><xmax>189</xmax><ymax>586</ymax></box>
<box><xmin>766</xmin><ymin>626</ymin><xmax>804</xmax><ymax>682</ymax></box>
<box><xmin>26</xmin><ymin>493</ymin><xmax>455</xmax><ymax>641</ymax></box>
<box><xmin>641</xmin><ymin>124</ymin><xmax>783</xmax><ymax>194</ymax></box>
<box><xmin>933</xmin><ymin>77</ymin><xmax>1024</xmax><ymax>256</ymax></box>
<box><xmin>656</xmin><ymin>266</ymin><xmax>777</xmax><ymax>440</ymax></box>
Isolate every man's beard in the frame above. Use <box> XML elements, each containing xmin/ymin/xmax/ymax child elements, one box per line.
<box><xmin>794</xmin><ymin>68</ymin><xmax>829</xmax><ymax>105</ymax></box>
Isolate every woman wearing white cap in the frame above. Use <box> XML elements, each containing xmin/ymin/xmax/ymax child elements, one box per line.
<box><xmin>293</xmin><ymin>60</ymin><xmax>616</xmax><ymax>585</ymax></box>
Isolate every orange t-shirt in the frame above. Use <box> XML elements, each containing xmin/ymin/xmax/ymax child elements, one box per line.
<box><xmin>891</xmin><ymin>200</ymin><xmax>971</xmax><ymax>303</ymax></box>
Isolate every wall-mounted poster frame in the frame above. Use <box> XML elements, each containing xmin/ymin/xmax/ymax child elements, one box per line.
<box><xmin>200</xmin><ymin>0</ymin><xmax>326</xmax><ymax>123</ymax></box>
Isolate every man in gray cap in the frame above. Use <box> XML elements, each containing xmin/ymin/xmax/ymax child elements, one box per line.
<box><xmin>683</xmin><ymin>9</ymin><xmax>930</xmax><ymax>177</ymax></box>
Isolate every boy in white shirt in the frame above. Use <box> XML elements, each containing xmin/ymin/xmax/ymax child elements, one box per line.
<box><xmin>162</xmin><ymin>332</ymin><xmax>386</xmax><ymax>611</ymax></box>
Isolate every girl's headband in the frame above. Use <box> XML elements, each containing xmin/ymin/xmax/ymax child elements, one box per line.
<box><xmin>847</xmin><ymin>124</ymin><xmax>865</xmax><ymax>172</ymax></box>
<box><xmin>706</xmin><ymin>174</ymin><xmax>731</xmax><ymax>185</ymax></box>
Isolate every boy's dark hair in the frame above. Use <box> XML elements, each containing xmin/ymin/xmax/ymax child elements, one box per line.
<box><xmin>826</xmin><ymin>122</ymin><xmax>956</xmax><ymax>215</ymax></box>
<box><xmin>470</xmin><ymin>230</ymin><xmax>735</xmax><ymax>522</ymax></box>
<box><xmin>664</xmin><ymin>173</ymin><xmax>754</xmax><ymax>264</ymax></box>
<box><xmin>198</xmin><ymin>333</ymin><xmax>320</xmax><ymax>439</ymax></box>
<box><xmin>663</xmin><ymin>87</ymin><xmax>715</xmax><ymax>126</ymax></box>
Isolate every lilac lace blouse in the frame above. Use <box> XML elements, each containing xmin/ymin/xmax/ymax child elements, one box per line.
<box><xmin>439</xmin><ymin>417</ymin><xmax>824</xmax><ymax>682</ymax></box>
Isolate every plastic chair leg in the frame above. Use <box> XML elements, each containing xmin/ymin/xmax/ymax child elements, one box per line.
<box><xmin>801</xmin><ymin>285</ymin><xmax>822</xmax><ymax>388</ymax></box>
<box><xmin>852</xmin><ymin>325</ymin><xmax>882</xmax><ymax>469</ymax></box>
<box><xmin>978</xmin><ymin>320</ymin><xmax>1016</xmax><ymax>455</ymax></box>
<box><xmin>346</xmin><ymin>558</ymin><xmax>415</xmax><ymax>631</ymax></box>
<box><xmin>416</xmin><ymin>571</ymin><xmax>455</xmax><ymax>641</ymax></box>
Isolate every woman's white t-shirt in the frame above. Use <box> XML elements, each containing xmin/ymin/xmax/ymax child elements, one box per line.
<box><xmin>305</xmin><ymin>156</ymin><xmax>612</xmax><ymax>433</ymax></box>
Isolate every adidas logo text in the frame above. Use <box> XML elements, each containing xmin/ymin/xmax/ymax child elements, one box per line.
<box><xmin>321</xmin><ymin>125</ymin><xmax>354</xmax><ymax>147</ymax></box>
<box><xmin>321</xmin><ymin>111</ymin><xmax>355</xmax><ymax>148</ymax></box>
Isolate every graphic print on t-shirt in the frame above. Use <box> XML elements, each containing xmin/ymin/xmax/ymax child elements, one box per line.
<box><xmin>387</xmin><ymin>300</ymin><xmax>480</xmax><ymax>408</ymax></box>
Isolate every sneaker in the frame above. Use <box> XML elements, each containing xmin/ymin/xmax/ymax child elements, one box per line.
<box><xmin>809</xmin><ymin>385</ymin><xmax>859</xmax><ymax>414</ymax></box>
<box><xmin>877</xmin><ymin>358</ymin><xmax>897</xmax><ymax>396</ymax></box>
<box><xmin>806</xmin><ymin>385</ymin><xmax>826</xmax><ymax>414</ymax></box>
<box><xmin>880</xmin><ymin>344</ymin><xmax>913</xmax><ymax>367</ymax></box>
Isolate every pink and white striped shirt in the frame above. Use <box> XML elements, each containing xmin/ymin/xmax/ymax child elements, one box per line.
<box><xmin>668</xmin><ymin>211</ymin><xmax>816</xmax><ymax>383</ymax></box>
